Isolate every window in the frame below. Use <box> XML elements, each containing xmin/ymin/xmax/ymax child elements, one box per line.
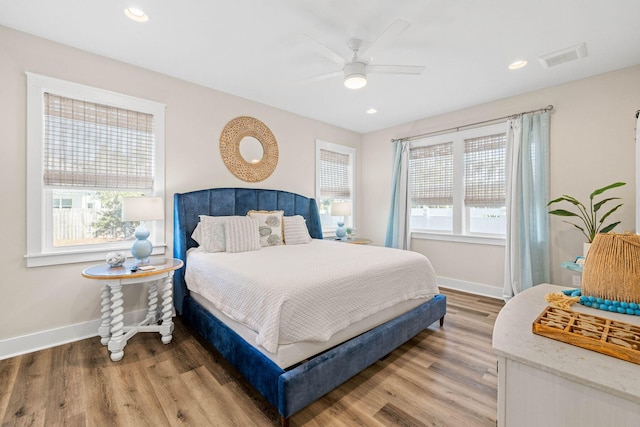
<box><xmin>26</xmin><ymin>73</ymin><xmax>166</xmax><ymax>267</ymax></box>
<box><xmin>315</xmin><ymin>140</ymin><xmax>356</xmax><ymax>233</ymax></box>
<box><xmin>409</xmin><ymin>123</ymin><xmax>507</xmax><ymax>237</ymax></box>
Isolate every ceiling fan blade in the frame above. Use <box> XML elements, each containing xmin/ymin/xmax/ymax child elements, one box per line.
<box><xmin>367</xmin><ymin>64</ymin><xmax>425</xmax><ymax>75</ymax></box>
<box><xmin>303</xmin><ymin>34</ymin><xmax>347</xmax><ymax>65</ymax></box>
<box><xmin>357</xmin><ymin>18</ymin><xmax>411</xmax><ymax>61</ymax></box>
<box><xmin>295</xmin><ymin>70</ymin><xmax>343</xmax><ymax>85</ymax></box>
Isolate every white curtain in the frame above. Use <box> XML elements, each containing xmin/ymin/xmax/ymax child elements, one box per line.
<box><xmin>504</xmin><ymin>112</ymin><xmax>551</xmax><ymax>300</ymax></box>
<box><xmin>385</xmin><ymin>140</ymin><xmax>411</xmax><ymax>249</ymax></box>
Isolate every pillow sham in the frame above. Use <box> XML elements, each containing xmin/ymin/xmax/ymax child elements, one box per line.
<box><xmin>247</xmin><ymin>210</ymin><xmax>284</xmax><ymax>247</ymax></box>
<box><xmin>196</xmin><ymin>215</ymin><xmax>237</xmax><ymax>252</ymax></box>
<box><xmin>225</xmin><ymin>217</ymin><xmax>261</xmax><ymax>253</ymax></box>
<box><xmin>283</xmin><ymin>215</ymin><xmax>312</xmax><ymax>245</ymax></box>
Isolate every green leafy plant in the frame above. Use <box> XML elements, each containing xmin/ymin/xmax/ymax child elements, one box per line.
<box><xmin>547</xmin><ymin>182</ymin><xmax>626</xmax><ymax>242</ymax></box>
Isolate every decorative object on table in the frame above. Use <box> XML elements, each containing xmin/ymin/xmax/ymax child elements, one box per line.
<box><xmin>105</xmin><ymin>251</ymin><xmax>126</xmax><ymax>267</ymax></box>
<box><xmin>532</xmin><ymin>305</ymin><xmax>640</xmax><ymax>364</ymax></box>
<box><xmin>330</xmin><ymin>201</ymin><xmax>351</xmax><ymax>240</ymax></box>
<box><xmin>345</xmin><ymin>226</ymin><xmax>353</xmax><ymax>239</ymax></box>
<box><xmin>547</xmin><ymin>182</ymin><xmax>626</xmax><ymax>256</ymax></box>
<box><xmin>121</xmin><ymin>196</ymin><xmax>164</xmax><ymax>264</ymax></box>
<box><xmin>579</xmin><ymin>232</ymin><xmax>640</xmax><ymax>312</ymax></box>
<box><xmin>219</xmin><ymin>116</ymin><xmax>279</xmax><ymax>182</ymax></box>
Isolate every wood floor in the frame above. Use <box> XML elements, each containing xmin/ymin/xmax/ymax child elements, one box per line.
<box><xmin>0</xmin><ymin>289</ymin><xmax>504</xmax><ymax>427</ymax></box>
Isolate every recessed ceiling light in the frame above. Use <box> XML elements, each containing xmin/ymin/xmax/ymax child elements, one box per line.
<box><xmin>508</xmin><ymin>60</ymin><xmax>528</xmax><ymax>70</ymax></box>
<box><xmin>124</xmin><ymin>7</ymin><xmax>148</xmax><ymax>22</ymax></box>
<box><xmin>366</xmin><ymin>108</ymin><xmax>377</xmax><ymax>114</ymax></box>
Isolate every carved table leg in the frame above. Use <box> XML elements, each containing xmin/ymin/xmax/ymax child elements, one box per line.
<box><xmin>147</xmin><ymin>279</ymin><xmax>159</xmax><ymax>323</ymax></box>
<box><xmin>160</xmin><ymin>275</ymin><xmax>174</xmax><ymax>344</ymax></box>
<box><xmin>108</xmin><ymin>283</ymin><xmax>125</xmax><ymax>361</ymax></box>
<box><xmin>98</xmin><ymin>284</ymin><xmax>112</xmax><ymax>345</ymax></box>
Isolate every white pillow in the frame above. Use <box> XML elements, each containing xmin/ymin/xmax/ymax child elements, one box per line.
<box><xmin>196</xmin><ymin>215</ymin><xmax>236</xmax><ymax>252</ymax></box>
<box><xmin>284</xmin><ymin>215</ymin><xmax>312</xmax><ymax>245</ymax></box>
<box><xmin>225</xmin><ymin>218</ymin><xmax>261</xmax><ymax>253</ymax></box>
<box><xmin>247</xmin><ymin>210</ymin><xmax>284</xmax><ymax>247</ymax></box>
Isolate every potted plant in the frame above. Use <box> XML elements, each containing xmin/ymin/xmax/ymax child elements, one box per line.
<box><xmin>548</xmin><ymin>182</ymin><xmax>626</xmax><ymax>253</ymax></box>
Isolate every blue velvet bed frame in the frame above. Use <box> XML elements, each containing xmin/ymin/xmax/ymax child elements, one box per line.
<box><xmin>173</xmin><ymin>188</ymin><xmax>446</xmax><ymax>425</ymax></box>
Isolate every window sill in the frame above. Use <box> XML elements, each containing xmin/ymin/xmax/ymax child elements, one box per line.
<box><xmin>25</xmin><ymin>244</ymin><xmax>167</xmax><ymax>268</ymax></box>
<box><xmin>411</xmin><ymin>231</ymin><xmax>505</xmax><ymax>246</ymax></box>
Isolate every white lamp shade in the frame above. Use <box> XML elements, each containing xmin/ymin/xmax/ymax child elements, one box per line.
<box><xmin>121</xmin><ymin>197</ymin><xmax>164</xmax><ymax>222</ymax></box>
<box><xmin>331</xmin><ymin>201</ymin><xmax>352</xmax><ymax>217</ymax></box>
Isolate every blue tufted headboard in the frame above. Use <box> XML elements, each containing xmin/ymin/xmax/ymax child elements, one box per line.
<box><xmin>172</xmin><ymin>188</ymin><xmax>323</xmax><ymax>314</ymax></box>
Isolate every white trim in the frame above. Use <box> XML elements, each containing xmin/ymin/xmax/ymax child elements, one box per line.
<box><xmin>25</xmin><ymin>72</ymin><xmax>166</xmax><ymax>267</ymax></box>
<box><xmin>412</xmin><ymin>231</ymin><xmax>505</xmax><ymax>246</ymax></box>
<box><xmin>437</xmin><ymin>276</ymin><xmax>504</xmax><ymax>300</ymax></box>
<box><xmin>0</xmin><ymin>308</ymin><xmax>148</xmax><ymax>360</ymax></box>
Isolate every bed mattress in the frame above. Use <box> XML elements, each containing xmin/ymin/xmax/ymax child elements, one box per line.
<box><xmin>185</xmin><ymin>239</ymin><xmax>439</xmax><ymax>367</ymax></box>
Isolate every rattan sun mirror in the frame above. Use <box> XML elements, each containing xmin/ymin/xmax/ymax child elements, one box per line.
<box><xmin>219</xmin><ymin>116</ymin><xmax>279</xmax><ymax>182</ymax></box>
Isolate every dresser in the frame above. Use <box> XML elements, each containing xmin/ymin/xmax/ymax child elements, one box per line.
<box><xmin>493</xmin><ymin>284</ymin><xmax>640</xmax><ymax>427</ymax></box>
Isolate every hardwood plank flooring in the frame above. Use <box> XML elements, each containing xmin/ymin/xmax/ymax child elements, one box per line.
<box><xmin>0</xmin><ymin>289</ymin><xmax>503</xmax><ymax>426</ymax></box>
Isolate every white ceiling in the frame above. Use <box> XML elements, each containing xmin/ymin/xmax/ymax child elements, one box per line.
<box><xmin>1</xmin><ymin>0</ymin><xmax>639</xmax><ymax>134</ymax></box>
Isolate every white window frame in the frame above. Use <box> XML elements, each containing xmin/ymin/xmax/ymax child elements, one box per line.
<box><xmin>25</xmin><ymin>73</ymin><xmax>166</xmax><ymax>267</ymax></box>
<box><xmin>409</xmin><ymin>122</ymin><xmax>507</xmax><ymax>246</ymax></box>
<box><xmin>315</xmin><ymin>140</ymin><xmax>356</xmax><ymax>235</ymax></box>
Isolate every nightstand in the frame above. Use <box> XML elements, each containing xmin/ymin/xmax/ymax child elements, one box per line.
<box><xmin>82</xmin><ymin>257</ymin><xmax>183</xmax><ymax>361</ymax></box>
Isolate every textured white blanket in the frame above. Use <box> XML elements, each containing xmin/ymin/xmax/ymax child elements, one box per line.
<box><xmin>185</xmin><ymin>240</ymin><xmax>439</xmax><ymax>353</ymax></box>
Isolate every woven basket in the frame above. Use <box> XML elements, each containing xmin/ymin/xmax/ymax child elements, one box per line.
<box><xmin>582</xmin><ymin>233</ymin><xmax>640</xmax><ymax>303</ymax></box>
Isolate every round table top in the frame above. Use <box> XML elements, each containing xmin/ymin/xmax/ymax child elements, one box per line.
<box><xmin>82</xmin><ymin>257</ymin><xmax>183</xmax><ymax>280</ymax></box>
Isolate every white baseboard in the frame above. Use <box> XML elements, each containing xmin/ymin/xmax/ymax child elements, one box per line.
<box><xmin>0</xmin><ymin>309</ymin><xmax>148</xmax><ymax>360</ymax></box>
<box><xmin>438</xmin><ymin>276</ymin><xmax>504</xmax><ymax>300</ymax></box>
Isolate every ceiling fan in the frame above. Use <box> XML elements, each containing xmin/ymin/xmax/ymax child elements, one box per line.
<box><xmin>303</xmin><ymin>18</ymin><xmax>425</xmax><ymax>89</ymax></box>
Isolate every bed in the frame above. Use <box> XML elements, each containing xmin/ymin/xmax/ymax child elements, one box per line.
<box><xmin>173</xmin><ymin>187</ymin><xmax>446</xmax><ymax>425</ymax></box>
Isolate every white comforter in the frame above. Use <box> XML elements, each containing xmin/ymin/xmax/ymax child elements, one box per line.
<box><xmin>185</xmin><ymin>239</ymin><xmax>439</xmax><ymax>353</ymax></box>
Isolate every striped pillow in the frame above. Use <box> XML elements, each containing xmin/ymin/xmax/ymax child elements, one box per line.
<box><xmin>284</xmin><ymin>215</ymin><xmax>312</xmax><ymax>245</ymax></box>
<box><xmin>225</xmin><ymin>217</ymin><xmax>261</xmax><ymax>253</ymax></box>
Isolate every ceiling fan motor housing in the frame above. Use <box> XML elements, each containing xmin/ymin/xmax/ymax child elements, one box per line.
<box><xmin>343</xmin><ymin>62</ymin><xmax>367</xmax><ymax>89</ymax></box>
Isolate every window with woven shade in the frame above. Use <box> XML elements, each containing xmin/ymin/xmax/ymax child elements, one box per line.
<box><xmin>319</xmin><ymin>148</ymin><xmax>351</xmax><ymax>200</ymax></box>
<box><xmin>464</xmin><ymin>133</ymin><xmax>506</xmax><ymax>207</ymax></box>
<box><xmin>43</xmin><ymin>93</ymin><xmax>155</xmax><ymax>190</ymax></box>
<box><xmin>408</xmin><ymin>122</ymin><xmax>507</xmax><ymax>236</ymax></box>
<box><xmin>26</xmin><ymin>73</ymin><xmax>166</xmax><ymax>267</ymax></box>
<box><xmin>315</xmin><ymin>140</ymin><xmax>356</xmax><ymax>231</ymax></box>
<box><xmin>409</xmin><ymin>142</ymin><xmax>453</xmax><ymax>206</ymax></box>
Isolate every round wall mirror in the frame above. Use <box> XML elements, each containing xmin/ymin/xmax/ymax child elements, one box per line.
<box><xmin>239</xmin><ymin>136</ymin><xmax>264</xmax><ymax>164</ymax></box>
<box><xmin>220</xmin><ymin>116</ymin><xmax>279</xmax><ymax>182</ymax></box>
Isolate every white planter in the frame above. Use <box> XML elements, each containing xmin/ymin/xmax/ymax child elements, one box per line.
<box><xmin>583</xmin><ymin>242</ymin><xmax>591</xmax><ymax>257</ymax></box>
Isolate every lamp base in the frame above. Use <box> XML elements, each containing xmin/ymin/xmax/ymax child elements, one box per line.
<box><xmin>131</xmin><ymin>222</ymin><xmax>153</xmax><ymax>264</ymax></box>
<box><xmin>335</xmin><ymin>220</ymin><xmax>346</xmax><ymax>240</ymax></box>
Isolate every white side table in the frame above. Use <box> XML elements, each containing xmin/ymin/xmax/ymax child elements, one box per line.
<box><xmin>82</xmin><ymin>258</ymin><xmax>183</xmax><ymax>361</ymax></box>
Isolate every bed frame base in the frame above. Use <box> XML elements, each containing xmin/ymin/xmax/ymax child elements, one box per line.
<box><xmin>182</xmin><ymin>293</ymin><xmax>446</xmax><ymax>421</ymax></box>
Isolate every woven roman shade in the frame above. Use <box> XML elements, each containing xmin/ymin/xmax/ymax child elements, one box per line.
<box><xmin>464</xmin><ymin>133</ymin><xmax>506</xmax><ymax>207</ymax></box>
<box><xmin>409</xmin><ymin>142</ymin><xmax>453</xmax><ymax>205</ymax></box>
<box><xmin>43</xmin><ymin>93</ymin><xmax>155</xmax><ymax>190</ymax></box>
<box><xmin>319</xmin><ymin>148</ymin><xmax>350</xmax><ymax>199</ymax></box>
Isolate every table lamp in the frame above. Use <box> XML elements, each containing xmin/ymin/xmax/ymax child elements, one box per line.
<box><xmin>331</xmin><ymin>201</ymin><xmax>351</xmax><ymax>240</ymax></box>
<box><xmin>121</xmin><ymin>196</ymin><xmax>164</xmax><ymax>264</ymax></box>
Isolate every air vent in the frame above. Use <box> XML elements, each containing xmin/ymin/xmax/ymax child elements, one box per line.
<box><xmin>539</xmin><ymin>43</ymin><xmax>588</xmax><ymax>69</ymax></box>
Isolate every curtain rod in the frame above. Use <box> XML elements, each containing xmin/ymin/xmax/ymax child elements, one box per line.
<box><xmin>391</xmin><ymin>105</ymin><xmax>554</xmax><ymax>143</ymax></box>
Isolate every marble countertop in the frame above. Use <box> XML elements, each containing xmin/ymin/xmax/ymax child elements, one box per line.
<box><xmin>493</xmin><ymin>284</ymin><xmax>640</xmax><ymax>404</ymax></box>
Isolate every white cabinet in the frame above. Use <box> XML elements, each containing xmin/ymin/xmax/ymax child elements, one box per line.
<box><xmin>493</xmin><ymin>284</ymin><xmax>640</xmax><ymax>427</ymax></box>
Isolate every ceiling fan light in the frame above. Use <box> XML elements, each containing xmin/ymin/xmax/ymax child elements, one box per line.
<box><xmin>344</xmin><ymin>73</ymin><xmax>367</xmax><ymax>89</ymax></box>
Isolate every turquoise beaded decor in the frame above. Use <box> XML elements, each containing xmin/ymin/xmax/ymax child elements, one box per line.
<box><xmin>561</xmin><ymin>289</ymin><xmax>640</xmax><ymax>316</ymax></box>
<box><xmin>579</xmin><ymin>233</ymin><xmax>640</xmax><ymax>316</ymax></box>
